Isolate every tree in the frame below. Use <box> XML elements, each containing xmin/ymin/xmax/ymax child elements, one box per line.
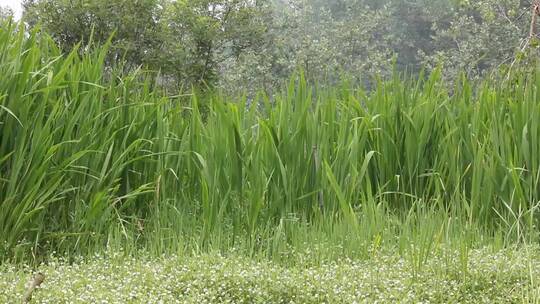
<box><xmin>23</xmin><ymin>0</ymin><xmax>267</xmax><ymax>89</ymax></box>
<box><xmin>22</xmin><ymin>0</ymin><xmax>534</xmax><ymax>93</ymax></box>
<box><xmin>421</xmin><ymin>0</ymin><xmax>529</xmax><ymax>80</ymax></box>
<box><xmin>164</xmin><ymin>0</ymin><xmax>268</xmax><ymax>87</ymax></box>
<box><xmin>219</xmin><ymin>0</ymin><xmax>398</xmax><ymax>94</ymax></box>
<box><xmin>23</xmin><ymin>0</ymin><xmax>165</xmax><ymax>68</ymax></box>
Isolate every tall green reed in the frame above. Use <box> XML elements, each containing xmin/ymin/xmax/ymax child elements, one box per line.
<box><xmin>1</xmin><ymin>21</ymin><xmax>539</xmax><ymax>261</ymax></box>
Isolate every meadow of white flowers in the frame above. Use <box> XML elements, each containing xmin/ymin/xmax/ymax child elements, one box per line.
<box><xmin>1</xmin><ymin>247</ymin><xmax>539</xmax><ymax>303</ymax></box>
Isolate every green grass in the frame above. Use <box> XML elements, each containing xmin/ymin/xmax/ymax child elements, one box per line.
<box><xmin>0</xmin><ymin>19</ymin><xmax>539</xmax><ymax>270</ymax></box>
<box><xmin>1</xmin><ymin>247</ymin><xmax>540</xmax><ymax>303</ymax></box>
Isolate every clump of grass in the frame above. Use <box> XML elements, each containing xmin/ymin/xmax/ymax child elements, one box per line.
<box><xmin>0</xmin><ymin>20</ymin><xmax>540</xmax><ymax>262</ymax></box>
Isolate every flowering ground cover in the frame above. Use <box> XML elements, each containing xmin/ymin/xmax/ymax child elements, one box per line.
<box><xmin>2</xmin><ymin>247</ymin><xmax>539</xmax><ymax>303</ymax></box>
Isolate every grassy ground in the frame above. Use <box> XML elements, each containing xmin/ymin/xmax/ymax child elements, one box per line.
<box><xmin>2</xmin><ymin>247</ymin><xmax>540</xmax><ymax>303</ymax></box>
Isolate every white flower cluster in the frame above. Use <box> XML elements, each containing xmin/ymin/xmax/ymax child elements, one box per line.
<box><xmin>0</xmin><ymin>246</ymin><xmax>539</xmax><ymax>303</ymax></box>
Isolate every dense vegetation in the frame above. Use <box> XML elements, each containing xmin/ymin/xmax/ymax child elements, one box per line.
<box><xmin>2</xmin><ymin>1</ymin><xmax>540</xmax><ymax>301</ymax></box>
<box><xmin>15</xmin><ymin>0</ymin><xmax>535</xmax><ymax>93</ymax></box>
<box><xmin>2</xmin><ymin>248</ymin><xmax>540</xmax><ymax>302</ymax></box>
<box><xmin>1</xmin><ymin>20</ymin><xmax>540</xmax><ymax>264</ymax></box>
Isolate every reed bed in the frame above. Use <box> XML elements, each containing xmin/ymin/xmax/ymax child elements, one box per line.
<box><xmin>1</xmin><ymin>22</ymin><xmax>540</xmax><ymax>262</ymax></box>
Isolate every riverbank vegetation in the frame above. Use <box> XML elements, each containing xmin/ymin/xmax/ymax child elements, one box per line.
<box><xmin>1</xmin><ymin>1</ymin><xmax>540</xmax><ymax>300</ymax></box>
<box><xmin>2</xmin><ymin>21</ymin><xmax>540</xmax><ymax>261</ymax></box>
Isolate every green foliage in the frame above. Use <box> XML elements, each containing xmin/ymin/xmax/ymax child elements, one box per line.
<box><xmin>421</xmin><ymin>0</ymin><xmax>529</xmax><ymax>81</ymax></box>
<box><xmin>163</xmin><ymin>0</ymin><xmax>268</xmax><ymax>87</ymax></box>
<box><xmin>22</xmin><ymin>0</ymin><xmax>268</xmax><ymax>89</ymax></box>
<box><xmin>220</xmin><ymin>0</ymin><xmax>399</xmax><ymax>93</ymax></box>
<box><xmin>20</xmin><ymin>0</ymin><xmax>538</xmax><ymax>93</ymax></box>
<box><xmin>2</xmin><ymin>24</ymin><xmax>540</xmax><ymax>261</ymax></box>
<box><xmin>23</xmin><ymin>0</ymin><xmax>165</xmax><ymax>67</ymax></box>
<box><xmin>223</xmin><ymin>0</ymin><xmax>533</xmax><ymax>92</ymax></box>
<box><xmin>1</xmin><ymin>248</ymin><xmax>540</xmax><ymax>303</ymax></box>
